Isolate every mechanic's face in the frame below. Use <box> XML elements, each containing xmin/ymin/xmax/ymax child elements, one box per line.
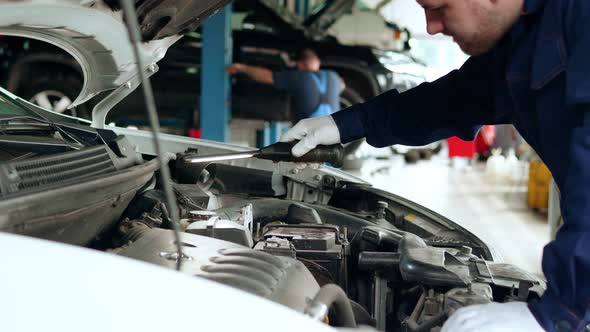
<box><xmin>297</xmin><ymin>59</ymin><xmax>320</xmax><ymax>71</ymax></box>
<box><xmin>297</xmin><ymin>51</ymin><xmax>321</xmax><ymax>72</ymax></box>
<box><xmin>417</xmin><ymin>0</ymin><xmax>523</xmax><ymax>55</ymax></box>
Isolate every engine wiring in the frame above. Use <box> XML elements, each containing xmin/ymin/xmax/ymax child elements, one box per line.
<box><xmin>119</xmin><ymin>0</ymin><xmax>184</xmax><ymax>271</ymax></box>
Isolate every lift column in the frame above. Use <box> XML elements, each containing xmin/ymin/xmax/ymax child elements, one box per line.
<box><xmin>296</xmin><ymin>0</ymin><xmax>309</xmax><ymax>17</ymax></box>
<box><xmin>258</xmin><ymin>0</ymin><xmax>308</xmax><ymax>147</ymax></box>
<box><xmin>200</xmin><ymin>5</ymin><xmax>233</xmax><ymax>142</ymax></box>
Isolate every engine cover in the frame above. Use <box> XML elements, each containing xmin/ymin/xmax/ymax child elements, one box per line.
<box><xmin>117</xmin><ymin>229</ymin><xmax>320</xmax><ymax>312</ymax></box>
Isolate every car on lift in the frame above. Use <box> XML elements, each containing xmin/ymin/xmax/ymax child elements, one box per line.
<box><xmin>0</xmin><ymin>1</ymin><xmax>545</xmax><ymax>331</ymax></box>
<box><xmin>327</xmin><ymin>0</ymin><xmax>412</xmax><ymax>51</ymax></box>
<box><xmin>0</xmin><ymin>0</ymin><xmax>425</xmax><ymax>128</ymax></box>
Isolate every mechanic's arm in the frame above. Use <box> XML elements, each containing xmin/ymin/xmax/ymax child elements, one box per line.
<box><xmin>529</xmin><ymin>104</ymin><xmax>590</xmax><ymax>331</ymax></box>
<box><xmin>227</xmin><ymin>63</ymin><xmax>273</xmax><ymax>84</ymax></box>
<box><xmin>332</xmin><ymin>52</ymin><xmax>502</xmax><ymax>147</ymax></box>
<box><xmin>281</xmin><ymin>53</ymin><xmax>506</xmax><ymax>156</ymax></box>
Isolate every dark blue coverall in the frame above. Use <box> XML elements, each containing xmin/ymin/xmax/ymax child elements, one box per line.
<box><xmin>332</xmin><ymin>0</ymin><xmax>590</xmax><ymax>330</ymax></box>
<box><xmin>273</xmin><ymin>70</ymin><xmax>342</xmax><ymax>121</ymax></box>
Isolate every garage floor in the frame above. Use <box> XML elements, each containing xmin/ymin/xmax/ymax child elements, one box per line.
<box><xmin>349</xmin><ymin>153</ymin><xmax>550</xmax><ymax>277</ymax></box>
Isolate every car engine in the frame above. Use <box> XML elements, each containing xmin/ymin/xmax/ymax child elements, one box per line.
<box><xmin>0</xmin><ymin>136</ymin><xmax>546</xmax><ymax>331</ymax></box>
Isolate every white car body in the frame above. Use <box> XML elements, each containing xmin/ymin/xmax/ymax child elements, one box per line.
<box><xmin>0</xmin><ymin>232</ymin><xmax>334</xmax><ymax>332</ymax></box>
<box><xmin>328</xmin><ymin>8</ymin><xmax>405</xmax><ymax>51</ymax></box>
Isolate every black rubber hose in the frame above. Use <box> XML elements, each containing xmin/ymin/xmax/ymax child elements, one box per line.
<box><xmin>307</xmin><ymin>284</ymin><xmax>357</xmax><ymax>328</ymax></box>
<box><xmin>411</xmin><ymin>312</ymin><xmax>447</xmax><ymax>332</ymax></box>
<box><xmin>349</xmin><ymin>300</ymin><xmax>376</xmax><ymax>327</ymax></box>
<box><xmin>405</xmin><ymin>290</ymin><xmax>447</xmax><ymax>332</ymax></box>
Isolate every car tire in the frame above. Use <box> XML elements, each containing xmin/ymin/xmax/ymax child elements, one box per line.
<box><xmin>16</xmin><ymin>71</ymin><xmax>92</xmax><ymax>119</ymax></box>
<box><xmin>419</xmin><ymin>149</ymin><xmax>433</xmax><ymax>160</ymax></box>
<box><xmin>405</xmin><ymin>150</ymin><xmax>420</xmax><ymax>164</ymax></box>
<box><xmin>432</xmin><ymin>142</ymin><xmax>443</xmax><ymax>154</ymax></box>
<box><xmin>339</xmin><ymin>87</ymin><xmax>364</xmax><ymax>109</ymax></box>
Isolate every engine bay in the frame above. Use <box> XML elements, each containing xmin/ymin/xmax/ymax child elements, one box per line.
<box><xmin>0</xmin><ymin>135</ymin><xmax>546</xmax><ymax>331</ymax></box>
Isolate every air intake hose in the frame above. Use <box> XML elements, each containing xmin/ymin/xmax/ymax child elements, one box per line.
<box><xmin>305</xmin><ymin>284</ymin><xmax>357</xmax><ymax>328</ymax></box>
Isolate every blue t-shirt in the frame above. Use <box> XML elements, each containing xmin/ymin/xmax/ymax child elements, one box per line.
<box><xmin>273</xmin><ymin>70</ymin><xmax>342</xmax><ymax>121</ymax></box>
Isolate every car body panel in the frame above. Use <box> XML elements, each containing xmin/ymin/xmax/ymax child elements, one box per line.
<box><xmin>0</xmin><ymin>232</ymin><xmax>334</xmax><ymax>332</ymax></box>
<box><xmin>0</xmin><ymin>0</ymin><xmax>181</xmax><ymax>108</ymax></box>
<box><xmin>303</xmin><ymin>0</ymin><xmax>356</xmax><ymax>39</ymax></box>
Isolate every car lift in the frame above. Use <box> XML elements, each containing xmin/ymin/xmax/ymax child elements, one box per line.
<box><xmin>200</xmin><ymin>5</ymin><xmax>233</xmax><ymax>143</ymax></box>
<box><xmin>201</xmin><ymin>1</ymin><xmax>311</xmax><ymax>145</ymax></box>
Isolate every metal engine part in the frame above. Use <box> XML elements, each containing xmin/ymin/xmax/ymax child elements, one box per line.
<box><xmin>254</xmin><ymin>224</ymin><xmax>350</xmax><ymax>289</ymax></box>
<box><xmin>256</xmin><ymin>236</ymin><xmax>297</xmax><ymax>258</ymax></box>
<box><xmin>403</xmin><ymin>285</ymin><xmax>493</xmax><ymax>332</ymax></box>
<box><xmin>185</xmin><ymin>204</ymin><xmax>254</xmax><ymax>247</ymax></box>
<box><xmin>175</xmin><ymin>161</ymin><xmax>286</xmax><ymax>197</ymax></box>
<box><xmin>444</xmin><ymin>283</ymin><xmax>493</xmax><ymax>316</ymax></box>
<box><xmin>117</xmin><ymin>228</ymin><xmax>320</xmax><ymax>312</ymax></box>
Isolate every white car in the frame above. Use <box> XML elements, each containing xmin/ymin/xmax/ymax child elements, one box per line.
<box><xmin>328</xmin><ymin>3</ymin><xmax>409</xmax><ymax>51</ymax></box>
<box><xmin>0</xmin><ymin>1</ymin><xmax>544</xmax><ymax>331</ymax></box>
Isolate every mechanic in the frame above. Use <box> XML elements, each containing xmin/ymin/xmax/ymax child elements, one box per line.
<box><xmin>227</xmin><ymin>48</ymin><xmax>343</xmax><ymax>121</ymax></box>
<box><xmin>279</xmin><ymin>0</ymin><xmax>590</xmax><ymax>331</ymax></box>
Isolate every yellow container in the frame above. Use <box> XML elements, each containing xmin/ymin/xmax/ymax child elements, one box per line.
<box><xmin>527</xmin><ymin>161</ymin><xmax>552</xmax><ymax>209</ymax></box>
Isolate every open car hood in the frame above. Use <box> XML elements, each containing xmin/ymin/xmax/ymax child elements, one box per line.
<box><xmin>0</xmin><ymin>0</ymin><xmax>230</xmax><ymax>122</ymax></box>
<box><xmin>251</xmin><ymin>0</ymin><xmax>356</xmax><ymax>39</ymax></box>
<box><xmin>303</xmin><ymin>0</ymin><xmax>356</xmax><ymax>38</ymax></box>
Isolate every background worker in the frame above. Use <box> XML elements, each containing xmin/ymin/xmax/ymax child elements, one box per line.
<box><xmin>279</xmin><ymin>0</ymin><xmax>590</xmax><ymax>331</ymax></box>
<box><xmin>228</xmin><ymin>48</ymin><xmax>343</xmax><ymax>121</ymax></box>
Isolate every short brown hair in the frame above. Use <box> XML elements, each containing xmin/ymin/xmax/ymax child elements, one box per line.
<box><xmin>293</xmin><ymin>48</ymin><xmax>319</xmax><ymax>62</ymax></box>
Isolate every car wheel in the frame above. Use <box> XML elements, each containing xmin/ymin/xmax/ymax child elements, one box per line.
<box><xmin>432</xmin><ymin>142</ymin><xmax>443</xmax><ymax>154</ymax></box>
<box><xmin>405</xmin><ymin>150</ymin><xmax>420</xmax><ymax>163</ymax></box>
<box><xmin>17</xmin><ymin>71</ymin><xmax>92</xmax><ymax>119</ymax></box>
<box><xmin>339</xmin><ymin>87</ymin><xmax>364</xmax><ymax>109</ymax></box>
<box><xmin>419</xmin><ymin>149</ymin><xmax>433</xmax><ymax>160</ymax></box>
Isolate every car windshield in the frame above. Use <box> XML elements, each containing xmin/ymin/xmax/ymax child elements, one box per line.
<box><xmin>0</xmin><ymin>87</ymin><xmax>39</xmax><ymax>118</ymax></box>
<box><xmin>0</xmin><ymin>86</ymin><xmax>90</xmax><ymax>125</ymax></box>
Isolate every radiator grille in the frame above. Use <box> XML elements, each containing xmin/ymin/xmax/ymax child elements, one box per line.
<box><xmin>0</xmin><ymin>146</ymin><xmax>116</xmax><ymax>195</ymax></box>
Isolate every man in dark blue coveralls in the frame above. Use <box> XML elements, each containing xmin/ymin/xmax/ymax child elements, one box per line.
<box><xmin>228</xmin><ymin>49</ymin><xmax>343</xmax><ymax>121</ymax></box>
<box><xmin>280</xmin><ymin>0</ymin><xmax>590</xmax><ymax>331</ymax></box>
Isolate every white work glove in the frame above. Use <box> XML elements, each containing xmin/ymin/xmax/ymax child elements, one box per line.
<box><xmin>279</xmin><ymin>116</ymin><xmax>341</xmax><ymax>157</ymax></box>
<box><xmin>441</xmin><ymin>302</ymin><xmax>544</xmax><ymax>332</ymax></box>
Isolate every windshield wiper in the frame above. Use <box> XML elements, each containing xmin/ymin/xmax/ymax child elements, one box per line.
<box><xmin>0</xmin><ymin>116</ymin><xmax>100</xmax><ymax>148</ymax></box>
<box><xmin>0</xmin><ymin>134</ymin><xmax>78</xmax><ymax>154</ymax></box>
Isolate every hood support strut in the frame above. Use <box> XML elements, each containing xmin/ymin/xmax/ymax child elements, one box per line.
<box><xmin>91</xmin><ymin>64</ymin><xmax>159</xmax><ymax>129</ymax></box>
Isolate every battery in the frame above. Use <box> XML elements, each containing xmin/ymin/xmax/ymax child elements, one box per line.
<box><xmin>254</xmin><ymin>224</ymin><xmax>349</xmax><ymax>289</ymax></box>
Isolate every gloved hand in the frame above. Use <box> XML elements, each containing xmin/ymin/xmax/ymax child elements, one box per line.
<box><xmin>441</xmin><ymin>302</ymin><xmax>544</xmax><ymax>332</ymax></box>
<box><xmin>279</xmin><ymin>116</ymin><xmax>341</xmax><ymax>157</ymax></box>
